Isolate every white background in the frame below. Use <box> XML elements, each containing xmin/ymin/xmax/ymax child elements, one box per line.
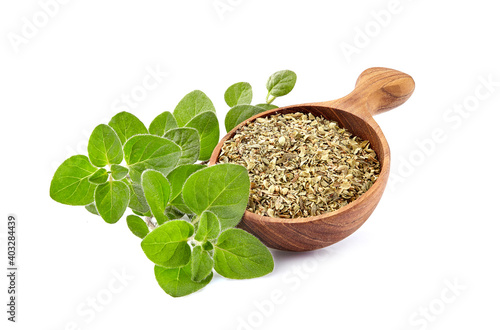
<box><xmin>1</xmin><ymin>1</ymin><xmax>499</xmax><ymax>329</ymax></box>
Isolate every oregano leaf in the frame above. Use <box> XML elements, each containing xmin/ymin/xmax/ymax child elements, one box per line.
<box><xmin>182</xmin><ymin>164</ymin><xmax>250</xmax><ymax>229</ymax></box>
<box><xmin>123</xmin><ymin>135</ymin><xmax>182</xmax><ymax>182</ymax></box>
<box><xmin>266</xmin><ymin>70</ymin><xmax>297</xmax><ymax>97</ymax></box>
<box><xmin>173</xmin><ymin>90</ymin><xmax>215</xmax><ymax>127</ymax></box>
<box><xmin>185</xmin><ymin>111</ymin><xmax>219</xmax><ymax>161</ymax></box>
<box><xmin>50</xmin><ymin>155</ymin><xmax>98</xmax><ymax>206</ymax></box>
<box><xmin>110</xmin><ymin>164</ymin><xmax>129</xmax><ymax>180</ymax></box>
<box><xmin>141</xmin><ymin>170</ymin><xmax>171</xmax><ymax>225</ymax></box>
<box><xmin>214</xmin><ymin>228</ymin><xmax>274</xmax><ymax>279</ymax></box>
<box><xmin>166</xmin><ymin>164</ymin><xmax>206</xmax><ymax>214</ymax></box>
<box><xmin>149</xmin><ymin>111</ymin><xmax>178</xmax><ymax>136</ymax></box>
<box><xmin>255</xmin><ymin>103</ymin><xmax>279</xmax><ymax>110</ymax></box>
<box><xmin>194</xmin><ymin>211</ymin><xmax>220</xmax><ymax>242</ymax></box>
<box><xmin>85</xmin><ymin>203</ymin><xmax>99</xmax><ymax>216</ymax></box>
<box><xmin>224</xmin><ymin>104</ymin><xmax>266</xmax><ymax>132</ymax></box>
<box><xmin>163</xmin><ymin>127</ymin><xmax>200</xmax><ymax>165</ymax></box>
<box><xmin>87</xmin><ymin>124</ymin><xmax>123</xmax><ymax>167</ymax></box>
<box><xmin>154</xmin><ymin>261</ymin><xmax>213</xmax><ymax>297</ymax></box>
<box><xmin>202</xmin><ymin>241</ymin><xmax>213</xmax><ymax>251</ymax></box>
<box><xmin>125</xmin><ymin>181</ymin><xmax>151</xmax><ymax>215</ymax></box>
<box><xmin>108</xmin><ymin>111</ymin><xmax>148</xmax><ymax>144</ymax></box>
<box><xmin>165</xmin><ymin>206</ymin><xmax>185</xmax><ymax>221</ymax></box>
<box><xmin>94</xmin><ymin>180</ymin><xmax>130</xmax><ymax>224</ymax></box>
<box><xmin>191</xmin><ymin>245</ymin><xmax>214</xmax><ymax>282</ymax></box>
<box><xmin>88</xmin><ymin>168</ymin><xmax>109</xmax><ymax>185</ymax></box>
<box><xmin>224</xmin><ymin>82</ymin><xmax>252</xmax><ymax>107</ymax></box>
<box><xmin>141</xmin><ymin>220</ymin><xmax>194</xmax><ymax>268</ymax></box>
<box><xmin>126</xmin><ymin>215</ymin><xmax>149</xmax><ymax>239</ymax></box>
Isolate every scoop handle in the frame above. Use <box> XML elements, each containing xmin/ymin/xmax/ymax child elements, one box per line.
<box><xmin>329</xmin><ymin>67</ymin><xmax>415</xmax><ymax>117</ymax></box>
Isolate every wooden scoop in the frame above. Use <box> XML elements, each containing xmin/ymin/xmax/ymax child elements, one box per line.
<box><xmin>209</xmin><ymin>67</ymin><xmax>415</xmax><ymax>251</ymax></box>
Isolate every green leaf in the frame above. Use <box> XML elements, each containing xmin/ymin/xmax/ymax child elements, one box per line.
<box><xmin>126</xmin><ymin>181</ymin><xmax>151</xmax><ymax>215</ymax></box>
<box><xmin>185</xmin><ymin>111</ymin><xmax>220</xmax><ymax>161</ymax></box>
<box><xmin>164</xmin><ymin>127</ymin><xmax>200</xmax><ymax>165</ymax></box>
<box><xmin>191</xmin><ymin>245</ymin><xmax>214</xmax><ymax>282</ymax></box>
<box><xmin>141</xmin><ymin>170</ymin><xmax>171</xmax><ymax>225</ymax></box>
<box><xmin>95</xmin><ymin>180</ymin><xmax>130</xmax><ymax>224</ymax></box>
<box><xmin>123</xmin><ymin>135</ymin><xmax>182</xmax><ymax>182</ymax></box>
<box><xmin>182</xmin><ymin>164</ymin><xmax>250</xmax><ymax>229</ymax></box>
<box><xmin>88</xmin><ymin>168</ymin><xmax>109</xmax><ymax>185</ymax></box>
<box><xmin>166</xmin><ymin>164</ymin><xmax>206</xmax><ymax>214</ymax></box>
<box><xmin>141</xmin><ymin>220</ymin><xmax>194</xmax><ymax>268</ymax></box>
<box><xmin>266</xmin><ymin>70</ymin><xmax>297</xmax><ymax>97</ymax></box>
<box><xmin>224</xmin><ymin>104</ymin><xmax>266</xmax><ymax>132</ymax></box>
<box><xmin>202</xmin><ymin>241</ymin><xmax>213</xmax><ymax>251</ymax></box>
<box><xmin>155</xmin><ymin>261</ymin><xmax>213</xmax><ymax>297</ymax></box>
<box><xmin>85</xmin><ymin>203</ymin><xmax>99</xmax><ymax>215</ymax></box>
<box><xmin>194</xmin><ymin>211</ymin><xmax>220</xmax><ymax>242</ymax></box>
<box><xmin>149</xmin><ymin>111</ymin><xmax>178</xmax><ymax>136</ymax></box>
<box><xmin>173</xmin><ymin>90</ymin><xmax>215</xmax><ymax>127</ymax></box>
<box><xmin>50</xmin><ymin>155</ymin><xmax>98</xmax><ymax>206</ymax></box>
<box><xmin>255</xmin><ymin>103</ymin><xmax>279</xmax><ymax>110</ymax></box>
<box><xmin>126</xmin><ymin>215</ymin><xmax>149</xmax><ymax>239</ymax></box>
<box><xmin>224</xmin><ymin>82</ymin><xmax>253</xmax><ymax>107</ymax></box>
<box><xmin>110</xmin><ymin>164</ymin><xmax>129</xmax><ymax>180</ymax></box>
<box><xmin>108</xmin><ymin>111</ymin><xmax>148</xmax><ymax>144</ymax></box>
<box><xmin>87</xmin><ymin>124</ymin><xmax>123</xmax><ymax>167</ymax></box>
<box><xmin>214</xmin><ymin>228</ymin><xmax>274</xmax><ymax>279</ymax></box>
<box><xmin>165</xmin><ymin>206</ymin><xmax>185</xmax><ymax>221</ymax></box>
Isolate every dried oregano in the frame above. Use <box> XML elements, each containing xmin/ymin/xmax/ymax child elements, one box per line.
<box><xmin>218</xmin><ymin>112</ymin><xmax>380</xmax><ymax>218</ymax></box>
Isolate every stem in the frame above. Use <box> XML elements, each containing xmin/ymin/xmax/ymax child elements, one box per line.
<box><xmin>191</xmin><ymin>215</ymin><xmax>201</xmax><ymax>226</ymax></box>
<box><xmin>266</xmin><ymin>93</ymin><xmax>276</xmax><ymax>104</ymax></box>
<box><xmin>145</xmin><ymin>216</ymin><xmax>157</xmax><ymax>230</ymax></box>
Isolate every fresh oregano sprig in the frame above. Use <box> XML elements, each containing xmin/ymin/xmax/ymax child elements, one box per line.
<box><xmin>224</xmin><ymin>69</ymin><xmax>297</xmax><ymax>132</ymax></box>
<box><xmin>50</xmin><ymin>70</ymin><xmax>297</xmax><ymax>297</ymax></box>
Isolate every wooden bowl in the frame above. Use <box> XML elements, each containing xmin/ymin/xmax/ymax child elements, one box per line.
<box><xmin>209</xmin><ymin>67</ymin><xmax>415</xmax><ymax>251</ymax></box>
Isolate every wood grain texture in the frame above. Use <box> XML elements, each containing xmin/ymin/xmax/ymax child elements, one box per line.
<box><xmin>210</xmin><ymin>67</ymin><xmax>415</xmax><ymax>251</ymax></box>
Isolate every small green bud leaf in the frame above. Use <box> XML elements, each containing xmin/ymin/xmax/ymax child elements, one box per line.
<box><xmin>126</xmin><ymin>215</ymin><xmax>149</xmax><ymax>239</ymax></box>
<box><xmin>185</xmin><ymin>111</ymin><xmax>219</xmax><ymax>161</ymax></box>
<box><xmin>164</xmin><ymin>127</ymin><xmax>200</xmax><ymax>165</ymax></box>
<box><xmin>191</xmin><ymin>245</ymin><xmax>214</xmax><ymax>282</ymax></box>
<box><xmin>88</xmin><ymin>168</ymin><xmax>109</xmax><ymax>185</ymax></box>
<box><xmin>141</xmin><ymin>220</ymin><xmax>194</xmax><ymax>268</ymax></box>
<box><xmin>95</xmin><ymin>180</ymin><xmax>130</xmax><ymax>224</ymax></box>
<box><xmin>194</xmin><ymin>211</ymin><xmax>220</xmax><ymax>242</ymax></box>
<box><xmin>50</xmin><ymin>155</ymin><xmax>98</xmax><ymax>206</ymax></box>
<box><xmin>141</xmin><ymin>170</ymin><xmax>171</xmax><ymax>225</ymax></box>
<box><xmin>123</xmin><ymin>135</ymin><xmax>181</xmax><ymax>182</ymax></box>
<box><xmin>224</xmin><ymin>105</ymin><xmax>266</xmax><ymax>132</ymax></box>
<box><xmin>202</xmin><ymin>241</ymin><xmax>213</xmax><ymax>251</ymax></box>
<box><xmin>149</xmin><ymin>111</ymin><xmax>178</xmax><ymax>136</ymax></box>
<box><xmin>110</xmin><ymin>164</ymin><xmax>129</xmax><ymax>180</ymax></box>
<box><xmin>266</xmin><ymin>70</ymin><xmax>297</xmax><ymax>97</ymax></box>
<box><xmin>224</xmin><ymin>82</ymin><xmax>253</xmax><ymax>107</ymax></box>
<box><xmin>88</xmin><ymin>124</ymin><xmax>123</xmax><ymax>167</ymax></box>
<box><xmin>154</xmin><ymin>261</ymin><xmax>213</xmax><ymax>297</ymax></box>
<box><xmin>108</xmin><ymin>112</ymin><xmax>148</xmax><ymax>144</ymax></box>
<box><xmin>173</xmin><ymin>90</ymin><xmax>216</xmax><ymax>127</ymax></box>
<box><xmin>182</xmin><ymin>164</ymin><xmax>250</xmax><ymax>229</ymax></box>
<box><xmin>214</xmin><ymin>228</ymin><xmax>274</xmax><ymax>279</ymax></box>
